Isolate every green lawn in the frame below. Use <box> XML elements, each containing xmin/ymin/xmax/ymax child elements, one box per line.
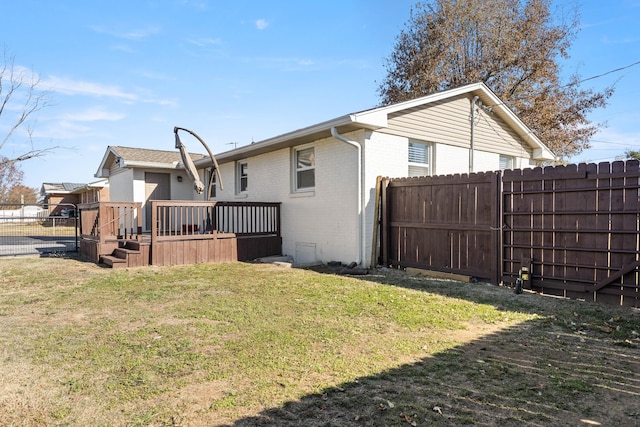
<box><xmin>0</xmin><ymin>257</ymin><xmax>638</xmax><ymax>426</ymax></box>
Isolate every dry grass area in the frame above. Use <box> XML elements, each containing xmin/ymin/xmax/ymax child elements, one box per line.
<box><xmin>0</xmin><ymin>256</ymin><xmax>638</xmax><ymax>426</ymax></box>
<box><xmin>0</xmin><ymin>221</ymin><xmax>76</xmax><ymax>237</ymax></box>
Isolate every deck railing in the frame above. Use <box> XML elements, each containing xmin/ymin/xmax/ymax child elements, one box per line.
<box><xmin>78</xmin><ymin>202</ymin><xmax>142</xmax><ymax>244</ymax></box>
<box><xmin>150</xmin><ymin>200</ymin><xmax>281</xmax><ymax>241</ymax></box>
<box><xmin>149</xmin><ymin>200</ymin><xmax>282</xmax><ymax>266</ymax></box>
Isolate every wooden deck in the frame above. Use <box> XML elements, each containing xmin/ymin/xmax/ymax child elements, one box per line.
<box><xmin>78</xmin><ymin>201</ymin><xmax>282</xmax><ymax>267</ymax></box>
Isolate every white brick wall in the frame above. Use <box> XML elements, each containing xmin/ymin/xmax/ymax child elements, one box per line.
<box><xmin>435</xmin><ymin>144</ymin><xmax>470</xmax><ymax>175</ymax></box>
<box><xmin>214</xmin><ymin>135</ymin><xmax>360</xmax><ymax>265</ymax></box>
<box><xmin>211</xmin><ymin>130</ymin><xmax>538</xmax><ymax>267</ymax></box>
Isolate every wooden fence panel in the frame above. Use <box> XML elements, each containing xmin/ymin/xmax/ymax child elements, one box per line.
<box><xmin>502</xmin><ymin>160</ymin><xmax>639</xmax><ymax>307</ymax></box>
<box><xmin>383</xmin><ymin>172</ymin><xmax>500</xmax><ymax>283</ymax></box>
<box><xmin>382</xmin><ymin>160</ymin><xmax>639</xmax><ymax>307</ymax></box>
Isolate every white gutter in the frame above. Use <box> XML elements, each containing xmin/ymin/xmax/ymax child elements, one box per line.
<box><xmin>331</xmin><ymin>127</ymin><xmax>364</xmax><ymax>266</ymax></box>
<box><xmin>121</xmin><ymin>160</ymin><xmax>185</xmax><ymax>169</ymax></box>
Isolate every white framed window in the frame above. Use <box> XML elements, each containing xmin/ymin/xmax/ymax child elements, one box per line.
<box><xmin>408</xmin><ymin>140</ymin><xmax>431</xmax><ymax>177</ymax></box>
<box><xmin>207</xmin><ymin>168</ymin><xmax>217</xmax><ymax>199</ymax></box>
<box><xmin>294</xmin><ymin>146</ymin><xmax>315</xmax><ymax>191</ymax></box>
<box><xmin>499</xmin><ymin>155</ymin><xmax>514</xmax><ymax>170</ymax></box>
<box><xmin>236</xmin><ymin>162</ymin><xmax>248</xmax><ymax>193</ymax></box>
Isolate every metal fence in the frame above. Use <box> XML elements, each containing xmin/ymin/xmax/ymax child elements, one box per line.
<box><xmin>0</xmin><ymin>203</ymin><xmax>78</xmax><ymax>256</ymax></box>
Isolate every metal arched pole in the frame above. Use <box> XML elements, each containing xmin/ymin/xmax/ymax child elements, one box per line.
<box><xmin>174</xmin><ymin>126</ymin><xmax>224</xmax><ymax>201</ymax></box>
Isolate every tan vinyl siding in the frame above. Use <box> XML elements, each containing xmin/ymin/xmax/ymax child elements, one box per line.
<box><xmin>381</xmin><ymin>94</ymin><xmax>532</xmax><ymax>158</ymax></box>
<box><xmin>109</xmin><ymin>160</ymin><xmax>121</xmax><ymax>175</ymax></box>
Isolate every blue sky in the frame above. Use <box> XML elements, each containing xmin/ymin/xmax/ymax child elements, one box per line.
<box><xmin>0</xmin><ymin>0</ymin><xmax>638</xmax><ymax>189</ymax></box>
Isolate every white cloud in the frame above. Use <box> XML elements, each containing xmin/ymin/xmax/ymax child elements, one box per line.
<box><xmin>143</xmin><ymin>98</ymin><xmax>179</xmax><ymax>108</ymax></box>
<box><xmin>89</xmin><ymin>25</ymin><xmax>161</xmax><ymax>40</ymax></box>
<box><xmin>179</xmin><ymin>0</ymin><xmax>208</xmax><ymax>11</ymax></box>
<box><xmin>601</xmin><ymin>35</ymin><xmax>640</xmax><ymax>44</ymax></box>
<box><xmin>255</xmin><ymin>19</ymin><xmax>269</xmax><ymax>30</ymax></box>
<box><xmin>60</xmin><ymin>107</ymin><xmax>125</xmax><ymax>122</ymax></box>
<box><xmin>186</xmin><ymin>37</ymin><xmax>223</xmax><ymax>47</ymax></box>
<box><xmin>43</xmin><ymin>76</ymin><xmax>138</xmax><ymax>101</ymax></box>
<box><xmin>241</xmin><ymin>56</ymin><xmax>317</xmax><ymax>71</ymax></box>
<box><xmin>110</xmin><ymin>44</ymin><xmax>136</xmax><ymax>53</ymax></box>
<box><xmin>136</xmin><ymin>69</ymin><xmax>174</xmax><ymax>81</ymax></box>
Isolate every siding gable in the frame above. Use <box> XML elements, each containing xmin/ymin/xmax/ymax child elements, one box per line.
<box><xmin>381</xmin><ymin>94</ymin><xmax>532</xmax><ymax>158</ymax></box>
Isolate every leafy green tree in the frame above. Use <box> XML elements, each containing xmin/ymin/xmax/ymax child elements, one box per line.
<box><xmin>378</xmin><ymin>0</ymin><xmax>613</xmax><ymax>159</ymax></box>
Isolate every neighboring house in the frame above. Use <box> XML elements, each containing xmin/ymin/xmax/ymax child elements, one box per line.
<box><xmin>96</xmin><ymin>82</ymin><xmax>555</xmax><ymax>266</ymax></box>
<box><xmin>94</xmin><ymin>146</ymin><xmax>208</xmax><ymax>230</ymax></box>
<box><xmin>41</xmin><ymin>180</ymin><xmax>109</xmax><ymax>216</ymax></box>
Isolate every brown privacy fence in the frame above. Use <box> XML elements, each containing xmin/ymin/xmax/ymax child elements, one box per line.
<box><xmin>380</xmin><ymin>171</ymin><xmax>501</xmax><ymax>282</ymax></box>
<box><xmin>380</xmin><ymin>160</ymin><xmax>640</xmax><ymax>307</ymax></box>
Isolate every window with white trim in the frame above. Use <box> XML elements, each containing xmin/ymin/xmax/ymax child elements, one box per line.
<box><xmin>207</xmin><ymin>168</ymin><xmax>217</xmax><ymax>198</ymax></box>
<box><xmin>237</xmin><ymin>162</ymin><xmax>248</xmax><ymax>193</ymax></box>
<box><xmin>294</xmin><ymin>146</ymin><xmax>315</xmax><ymax>191</ymax></box>
<box><xmin>499</xmin><ymin>155</ymin><xmax>514</xmax><ymax>170</ymax></box>
<box><xmin>408</xmin><ymin>140</ymin><xmax>431</xmax><ymax>177</ymax></box>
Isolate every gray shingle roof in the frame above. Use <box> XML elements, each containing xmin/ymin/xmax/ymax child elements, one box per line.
<box><xmin>41</xmin><ymin>182</ymin><xmax>86</xmax><ymax>193</ymax></box>
<box><xmin>110</xmin><ymin>146</ymin><xmax>206</xmax><ymax>164</ymax></box>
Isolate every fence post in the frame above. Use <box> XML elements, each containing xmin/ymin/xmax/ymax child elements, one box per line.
<box><xmin>380</xmin><ymin>177</ymin><xmax>390</xmax><ymax>267</ymax></box>
<box><xmin>493</xmin><ymin>171</ymin><xmax>502</xmax><ymax>285</ymax></box>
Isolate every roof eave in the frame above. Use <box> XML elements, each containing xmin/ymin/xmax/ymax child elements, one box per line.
<box><xmin>204</xmin><ymin>113</ymin><xmax>387</xmax><ymax>166</ymax></box>
<box><xmin>122</xmin><ymin>160</ymin><xmax>183</xmax><ymax>170</ymax></box>
<box><xmin>532</xmin><ymin>146</ymin><xmax>556</xmax><ymax>162</ymax></box>
<box><xmin>95</xmin><ymin>147</ymin><xmax>118</xmax><ymax>178</ymax></box>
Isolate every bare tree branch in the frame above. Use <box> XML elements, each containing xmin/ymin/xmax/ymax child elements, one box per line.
<box><xmin>0</xmin><ymin>47</ymin><xmax>54</xmax><ymax>161</ymax></box>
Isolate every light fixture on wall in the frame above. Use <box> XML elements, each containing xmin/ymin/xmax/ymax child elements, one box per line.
<box><xmin>177</xmin><ymin>175</ymin><xmax>183</xmax><ymax>182</ymax></box>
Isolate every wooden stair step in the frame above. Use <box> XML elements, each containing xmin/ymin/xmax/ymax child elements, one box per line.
<box><xmin>114</xmin><ymin>247</ymin><xmax>141</xmax><ymax>258</ymax></box>
<box><xmin>100</xmin><ymin>255</ymin><xmax>127</xmax><ymax>268</ymax></box>
<box><xmin>123</xmin><ymin>241</ymin><xmax>142</xmax><ymax>251</ymax></box>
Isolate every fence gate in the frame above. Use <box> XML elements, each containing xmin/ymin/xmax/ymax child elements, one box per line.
<box><xmin>381</xmin><ymin>172</ymin><xmax>501</xmax><ymax>283</ymax></box>
<box><xmin>380</xmin><ymin>160</ymin><xmax>640</xmax><ymax>307</ymax></box>
<box><xmin>502</xmin><ymin>161</ymin><xmax>640</xmax><ymax>306</ymax></box>
<box><xmin>0</xmin><ymin>203</ymin><xmax>78</xmax><ymax>257</ymax></box>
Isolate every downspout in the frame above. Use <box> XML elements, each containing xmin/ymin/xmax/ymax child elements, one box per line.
<box><xmin>331</xmin><ymin>127</ymin><xmax>364</xmax><ymax>266</ymax></box>
<box><xmin>470</xmin><ymin>96</ymin><xmax>480</xmax><ymax>174</ymax></box>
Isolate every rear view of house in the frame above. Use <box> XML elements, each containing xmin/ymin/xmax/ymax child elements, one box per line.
<box><xmin>196</xmin><ymin>82</ymin><xmax>554</xmax><ymax>267</ymax></box>
<box><xmin>95</xmin><ymin>82</ymin><xmax>554</xmax><ymax>267</ymax></box>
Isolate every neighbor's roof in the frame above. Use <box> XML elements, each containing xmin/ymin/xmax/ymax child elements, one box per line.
<box><xmin>197</xmin><ymin>82</ymin><xmax>555</xmax><ymax>166</ymax></box>
<box><xmin>95</xmin><ymin>146</ymin><xmax>206</xmax><ymax>178</ymax></box>
<box><xmin>41</xmin><ymin>182</ymin><xmax>86</xmax><ymax>194</ymax></box>
<box><xmin>41</xmin><ymin>180</ymin><xmax>109</xmax><ymax>196</ymax></box>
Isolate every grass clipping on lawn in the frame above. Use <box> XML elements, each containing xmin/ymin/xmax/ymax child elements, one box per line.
<box><xmin>0</xmin><ymin>257</ymin><xmax>638</xmax><ymax>426</ymax></box>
